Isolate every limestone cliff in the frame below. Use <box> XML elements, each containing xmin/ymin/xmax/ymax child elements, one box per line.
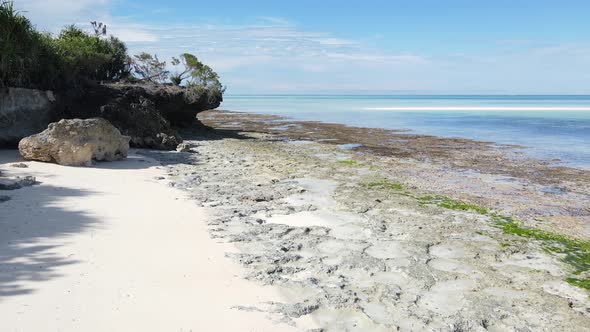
<box><xmin>0</xmin><ymin>88</ymin><xmax>61</xmax><ymax>146</ymax></box>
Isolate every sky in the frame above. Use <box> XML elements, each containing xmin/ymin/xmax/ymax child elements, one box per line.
<box><xmin>15</xmin><ymin>0</ymin><xmax>590</xmax><ymax>94</ymax></box>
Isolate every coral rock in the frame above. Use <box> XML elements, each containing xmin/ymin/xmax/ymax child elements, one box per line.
<box><xmin>18</xmin><ymin>118</ymin><xmax>129</xmax><ymax>166</ymax></box>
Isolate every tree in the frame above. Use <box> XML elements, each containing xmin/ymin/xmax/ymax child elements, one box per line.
<box><xmin>170</xmin><ymin>53</ymin><xmax>202</xmax><ymax>85</ymax></box>
<box><xmin>102</xmin><ymin>36</ymin><xmax>131</xmax><ymax>81</ymax></box>
<box><xmin>0</xmin><ymin>0</ymin><xmax>61</xmax><ymax>89</ymax></box>
<box><xmin>131</xmin><ymin>52</ymin><xmax>168</xmax><ymax>83</ymax></box>
<box><xmin>90</xmin><ymin>21</ymin><xmax>107</xmax><ymax>37</ymax></box>
<box><xmin>85</xmin><ymin>22</ymin><xmax>129</xmax><ymax>80</ymax></box>
<box><xmin>168</xmin><ymin>52</ymin><xmax>225</xmax><ymax>100</ymax></box>
<box><xmin>187</xmin><ymin>62</ymin><xmax>225</xmax><ymax>102</ymax></box>
<box><xmin>53</xmin><ymin>25</ymin><xmax>130</xmax><ymax>84</ymax></box>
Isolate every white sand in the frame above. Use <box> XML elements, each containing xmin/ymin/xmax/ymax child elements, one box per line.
<box><xmin>0</xmin><ymin>150</ymin><xmax>297</xmax><ymax>332</ymax></box>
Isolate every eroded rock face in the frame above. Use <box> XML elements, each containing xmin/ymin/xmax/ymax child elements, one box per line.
<box><xmin>0</xmin><ymin>88</ymin><xmax>61</xmax><ymax>147</ymax></box>
<box><xmin>136</xmin><ymin>83</ymin><xmax>221</xmax><ymax>127</ymax></box>
<box><xmin>4</xmin><ymin>83</ymin><xmax>220</xmax><ymax>151</ymax></box>
<box><xmin>18</xmin><ymin>118</ymin><xmax>130</xmax><ymax>166</ymax></box>
<box><xmin>99</xmin><ymin>88</ymin><xmax>181</xmax><ymax>150</ymax></box>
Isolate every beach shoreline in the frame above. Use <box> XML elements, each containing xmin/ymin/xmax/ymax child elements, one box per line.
<box><xmin>1</xmin><ymin>109</ymin><xmax>589</xmax><ymax>330</ymax></box>
<box><xmin>0</xmin><ymin>150</ymin><xmax>300</xmax><ymax>331</ymax></box>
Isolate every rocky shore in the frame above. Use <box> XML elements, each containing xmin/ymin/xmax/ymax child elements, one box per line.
<box><xmin>0</xmin><ymin>83</ymin><xmax>221</xmax><ymax>150</ymax></box>
<box><xmin>142</xmin><ymin>110</ymin><xmax>590</xmax><ymax>331</ymax></box>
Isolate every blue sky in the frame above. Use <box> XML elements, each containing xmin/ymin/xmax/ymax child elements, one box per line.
<box><xmin>17</xmin><ymin>0</ymin><xmax>590</xmax><ymax>94</ymax></box>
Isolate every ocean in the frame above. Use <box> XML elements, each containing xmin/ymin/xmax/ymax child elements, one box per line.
<box><xmin>220</xmin><ymin>95</ymin><xmax>590</xmax><ymax>169</ymax></box>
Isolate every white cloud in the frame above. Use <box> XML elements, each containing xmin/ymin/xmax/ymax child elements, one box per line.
<box><xmin>107</xmin><ymin>24</ymin><xmax>160</xmax><ymax>43</ymax></box>
<box><xmin>17</xmin><ymin>0</ymin><xmax>111</xmax><ymax>32</ymax></box>
<box><xmin>315</xmin><ymin>38</ymin><xmax>357</xmax><ymax>46</ymax></box>
<box><xmin>114</xmin><ymin>21</ymin><xmax>428</xmax><ymax>71</ymax></box>
<box><xmin>12</xmin><ymin>1</ymin><xmax>434</xmax><ymax>92</ymax></box>
<box><xmin>14</xmin><ymin>1</ymin><xmax>590</xmax><ymax>93</ymax></box>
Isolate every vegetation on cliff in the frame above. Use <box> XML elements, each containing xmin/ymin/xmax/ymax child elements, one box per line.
<box><xmin>0</xmin><ymin>1</ymin><xmax>129</xmax><ymax>90</ymax></box>
<box><xmin>0</xmin><ymin>0</ymin><xmax>224</xmax><ymax>102</ymax></box>
<box><xmin>131</xmin><ymin>52</ymin><xmax>225</xmax><ymax>103</ymax></box>
<box><xmin>0</xmin><ymin>0</ymin><xmax>62</xmax><ymax>89</ymax></box>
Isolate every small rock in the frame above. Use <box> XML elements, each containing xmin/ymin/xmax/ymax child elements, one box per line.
<box><xmin>10</xmin><ymin>163</ymin><xmax>28</xmax><ymax>168</ymax></box>
<box><xmin>0</xmin><ymin>176</ymin><xmax>37</xmax><ymax>190</ymax></box>
<box><xmin>0</xmin><ymin>195</ymin><xmax>10</xmax><ymax>202</ymax></box>
<box><xmin>176</xmin><ymin>142</ymin><xmax>198</xmax><ymax>153</ymax></box>
<box><xmin>356</xmin><ymin>206</ymin><xmax>370</xmax><ymax>213</ymax></box>
<box><xmin>254</xmin><ymin>196</ymin><xmax>270</xmax><ymax>202</ymax></box>
<box><xmin>203</xmin><ymin>201</ymin><xmax>221</xmax><ymax>207</ymax></box>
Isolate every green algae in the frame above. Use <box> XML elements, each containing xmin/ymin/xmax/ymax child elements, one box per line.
<box><xmin>415</xmin><ymin>195</ymin><xmax>489</xmax><ymax>215</ymax></box>
<box><xmin>366</xmin><ymin>180</ymin><xmax>403</xmax><ymax>191</ymax></box>
<box><xmin>565</xmin><ymin>278</ymin><xmax>590</xmax><ymax>290</ymax></box>
<box><xmin>336</xmin><ymin>159</ymin><xmax>360</xmax><ymax>166</ymax></box>
<box><xmin>359</xmin><ymin>173</ymin><xmax>590</xmax><ymax>291</ymax></box>
<box><xmin>492</xmin><ymin>214</ymin><xmax>590</xmax><ymax>289</ymax></box>
<box><xmin>413</xmin><ymin>193</ymin><xmax>590</xmax><ymax>291</ymax></box>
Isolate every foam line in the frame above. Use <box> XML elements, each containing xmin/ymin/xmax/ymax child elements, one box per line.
<box><xmin>363</xmin><ymin>106</ymin><xmax>590</xmax><ymax>111</ymax></box>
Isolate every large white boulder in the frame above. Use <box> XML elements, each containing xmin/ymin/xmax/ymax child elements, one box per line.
<box><xmin>18</xmin><ymin>118</ymin><xmax>130</xmax><ymax>166</ymax></box>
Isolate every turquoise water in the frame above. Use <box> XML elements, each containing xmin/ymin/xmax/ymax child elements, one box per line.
<box><xmin>220</xmin><ymin>95</ymin><xmax>590</xmax><ymax>168</ymax></box>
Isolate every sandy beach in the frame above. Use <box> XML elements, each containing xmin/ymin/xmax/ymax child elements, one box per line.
<box><xmin>0</xmin><ymin>150</ymin><xmax>298</xmax><ymax>332</ymax></box>
<box><xmin>3</xmin><ymin>1</ymin><xmax>589</xmax><ymax>330</ymax></box>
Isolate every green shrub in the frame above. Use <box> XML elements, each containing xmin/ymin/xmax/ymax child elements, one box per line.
<box><xmin>53</xmin><ymin>25</ymin><xmax>130</xmax><ymax>86</ymax></box>
<box><xmin>0</xmin><ymin>1</ymin><xmax>130</xmax><ymax>90</ymax></box>
<box><xmin>169</xmin><ymin>53</ymin><xmax>225</xmax><ymax>102</ymax></box>
<box><xmin>131</xmin><ymin>52</ymin><xmax>168</xmax><ymax>83</ymax></box>
<box><xmin>0</xmin><ymin>0</ymin><xmax>61</xmax><ymax>89</ymax></box>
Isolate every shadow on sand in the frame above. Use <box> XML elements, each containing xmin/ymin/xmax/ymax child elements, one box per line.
<box><xmin>0</xmin><ymin>125</ymin><xmax>252</xmax><ymax>296</ymax></box>
<box><xmin>0</xmin><ymin>149</ymin><xmax>158</xmax><ymax>298</ymax></box>
<box><xmin>0</xmin><ymin>182</ymin><xmax>98</xmax><ymax>297</ymax></box>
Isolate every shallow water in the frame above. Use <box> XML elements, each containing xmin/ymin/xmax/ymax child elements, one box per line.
<box><xmin>221</xmin><ymin>95</ymin><xmax>590</xmax><ymax>168</ymax></box>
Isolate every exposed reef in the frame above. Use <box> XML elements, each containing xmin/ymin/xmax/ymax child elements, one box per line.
<box><xmin>135</xmin><ymin>110</ymin><xmax>590</xmax><ymax>331</ymax></box>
